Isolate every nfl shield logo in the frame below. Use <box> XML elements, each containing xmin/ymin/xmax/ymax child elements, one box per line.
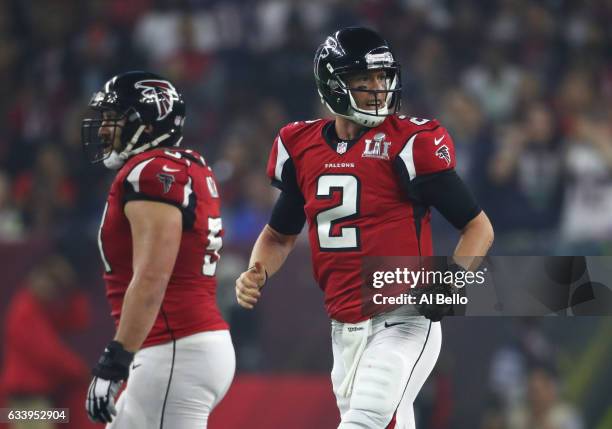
<box><xmin>337</xmin><ymin>142</ymin><xmax>348</xmax><ymax>154</ymax></box>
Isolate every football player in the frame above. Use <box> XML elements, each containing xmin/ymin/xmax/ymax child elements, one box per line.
<box><xmin>82</xmin><ymin>71</ymin><xmax>234</xmax><ymax>428</ymax></box>
<box><xmin>235</xmin><ymin>28</ymin><xmax>494</xmax><ymax>428</ymax></box>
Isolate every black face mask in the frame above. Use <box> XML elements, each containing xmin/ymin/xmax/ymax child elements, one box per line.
<box><xmin>81</xmin><ymin>109</ymin><xmax>128</xmax><ymax>164</ymax></box>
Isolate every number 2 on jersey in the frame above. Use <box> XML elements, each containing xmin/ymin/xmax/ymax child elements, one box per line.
<box><xmin>316</xmin><ymin>174</ymin><xmax>360</xmax><ymax>250</ymax></box>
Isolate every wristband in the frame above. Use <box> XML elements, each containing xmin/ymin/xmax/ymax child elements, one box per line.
<box><xmin>93</xmin><ymin>341</ymin><xmax>134</xmax><ymax>380</ymax></box>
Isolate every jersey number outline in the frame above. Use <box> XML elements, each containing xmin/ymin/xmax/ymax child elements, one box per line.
<box><xmin>315</xmin><ymin>174</ymin><xmax>361</xmax><ymax>251</ymax></box>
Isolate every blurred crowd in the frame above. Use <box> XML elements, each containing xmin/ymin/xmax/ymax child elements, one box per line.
<box><xmin>0</xmin><ymin>0</ymin><xmax>611</xmax><ymax>254</ymax></box>
<box><xmin>1</xmin><ymin>0</ymin><xmax>611</xmax><ymax>428</ymax></box>
<box><xmin>0</xmin><ymin>252</ymin><xmax>97</xmax><ymax>429</ymax></box>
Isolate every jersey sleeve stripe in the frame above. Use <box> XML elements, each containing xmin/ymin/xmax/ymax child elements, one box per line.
<box><xmin>274</xmin><ymin>136</ymin><xmax>290</xmax><ymax>182</ymax></box>
<box><xmin>126</xmin><ymin>158</ymin><xmax>155</xmax><ymax>193</ymax></box>
<box><xmin>398</xmin><ymin>133</ymin><xmax>419</xmax><ymax>181</ymax></box>
<box><xmin>182</xmin><ymin>177</ymin><xmax>193</xmax><ymax>208</ymax></box>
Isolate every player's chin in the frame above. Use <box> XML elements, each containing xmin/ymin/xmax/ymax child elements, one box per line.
<box><xmin>99</xmin><ymin>141</ymin><xmax>113</xmax><ymax>156</ymax></box>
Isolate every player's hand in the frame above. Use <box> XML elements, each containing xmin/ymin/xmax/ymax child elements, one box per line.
<box><xmin>411</xmin><ymin>282</ymin><xmax>454</xmax><ymax>322</ymax></box>
<box><xmin>235</xmin><ymin>262</ymin><xmax>267</xmax><ymax>309</ymax></box>
<box><xmin>411</xmin><ymin>262</ymin><xmax>465</xmax><ymax>322</ymax></box>
<box><xmin>86</xmin><ymin>341</ymin><xmax>134</xmax><ymax>423</ymax></box>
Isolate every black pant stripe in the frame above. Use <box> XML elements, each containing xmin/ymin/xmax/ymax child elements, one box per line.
<box><xmin>394</xmin><ymin>320</ymin><xmax>433</xmax><ymax>418</ymax></box>
<box><xmin>159</xmin><ymin>307</ymin><xmax>177</xmax><ymax>429</ymax></box>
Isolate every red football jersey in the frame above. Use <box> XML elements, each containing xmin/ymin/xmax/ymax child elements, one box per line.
<box><xmin>98</xmin><ymin>147</ymin><xmax>227</xmax><ymax>348</ymax></box>
<box><xmin>267</xmin><ymin>115</ymin><xmax>456</xmax><ymax>323</ymax></box>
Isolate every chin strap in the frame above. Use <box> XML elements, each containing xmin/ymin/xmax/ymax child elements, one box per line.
<box><xmin>346</xmin><ymin>91</ymin><xmax>389</xmax><ymax>127</ymax></box>
<box><xmin>117</xmin><ymin>125</ymin><xmax>174</xmax><ymax>159</ymax></box>
<box><xmin>321</xmin><ymin>92</ymin><xmax>389</xmax><ymax>128</ymax></box>
<box><xmin>129</xmin><ymin>133</ymin><xmax>171</xmax><ymax>155</ymax></box>
<box><xmin>120</xmin><ymin>125</ymin><xmax>146</xmax><ymax>157</ymax></box>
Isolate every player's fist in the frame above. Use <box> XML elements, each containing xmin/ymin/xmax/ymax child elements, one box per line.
<box><xmin>235</xmin><ymin>262</ymin><xmax>267</xmax><ymax>309</ymax></box>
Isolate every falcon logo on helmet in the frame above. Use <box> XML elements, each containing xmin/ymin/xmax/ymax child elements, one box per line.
<box><xmin>82</xmin><ymin>71</ymin><xmax>186</xmax><ymax>168</ymax></box>
<box><xmin>135</xmin><ymin>80</ymin><xmax>180</xmax><ymax>121</ymax></box>
<box><xmin>435</xmin><ymin>145</ymin><xmax>451</xmax><ymax>165</ymax></box>
<box><xmin>319</xmin><ymin>36</ymin><xmax>343</xmax><ymax>60</ymax></box>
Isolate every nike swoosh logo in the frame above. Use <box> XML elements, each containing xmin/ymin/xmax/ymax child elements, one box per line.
<box><xmin>434</xmin><ymin>135</ymin><xmax>445</xmax><ymax>146</ymax></box>
<box><xmin>384</xmin><ymin>321</ymin><xmax>406</xmax><ymax>328</ymax></box>
<box><xmin>162</xmin><ymin>165</ymin><xmax>181</xmax><ymax>173</ymax></box>
<box><xmin>131</xmin><ymin>363</ymin><xmax>142</xmax><ymax>370</ymax></box>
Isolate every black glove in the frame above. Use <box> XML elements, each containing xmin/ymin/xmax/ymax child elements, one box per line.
<box><xmin>412</xmin><ymin>263</ymin><xmax>464</xmax><ymax>322</ymax></box>
<box><xmin>85</xmin><ymin>341</ymin><xmax>134</xmax><ymax>423</ymax></box>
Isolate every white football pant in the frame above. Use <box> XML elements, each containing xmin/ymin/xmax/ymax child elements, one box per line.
<box><xmin>331</xmin><ymin>310</ymin><xmax>442</xmax><ymax>429</ymax></box>
<box><xmin>107</xmin><ymin>330</ymin><xmax>235</xmax><ymax>429</ymax></box>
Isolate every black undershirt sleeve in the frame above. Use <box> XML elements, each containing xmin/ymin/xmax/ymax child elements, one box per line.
<box><xmin>271</xmin><ymin>158</ymin><xmax>299</xmax><ymax>193</ymax></box>
<box><xmin>414</xmin><ymin>170</ymin><xmax>481</xmax><ymax>229</ymax></box>
<box><xmin>394</xmin><ymin>158</ymin><xmax>481</xmax><ymax>230</ymax></box>
<box><xmin>268</xmin><ymin>158</ymin><xmax>306</xmax><ymax>235</ymax></box>
<box><xmin>268</xmin><ymin>190</ymin><xmax>306</xmax><ymax>235</ymax></box>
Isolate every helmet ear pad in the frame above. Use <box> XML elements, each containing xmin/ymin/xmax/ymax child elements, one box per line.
<box><xmin>318</xmin><ymin>75</ymin><xmax>351</xmax><ymax>117</ymax></box>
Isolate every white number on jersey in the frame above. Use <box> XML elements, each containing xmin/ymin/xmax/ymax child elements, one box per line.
<box><xmin>315</xmin><ymin>175</ymin><xmax>360</xmax><ymax>250</ymax></box>
<box><xmin>203</xmin><ymin>217</ymin><xmax>223</xmax><ymax>276</ymax></box>
<box><xmin>206</xmin><ymin>177</ymin><xmax>219</xmax><ymax>198</ymax></box>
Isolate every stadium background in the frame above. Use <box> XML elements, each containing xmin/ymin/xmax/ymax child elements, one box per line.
<box><xmin>0</xmin><ymin>0</ymin><xmax>611</xmax><ymax>428</ymax></box>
